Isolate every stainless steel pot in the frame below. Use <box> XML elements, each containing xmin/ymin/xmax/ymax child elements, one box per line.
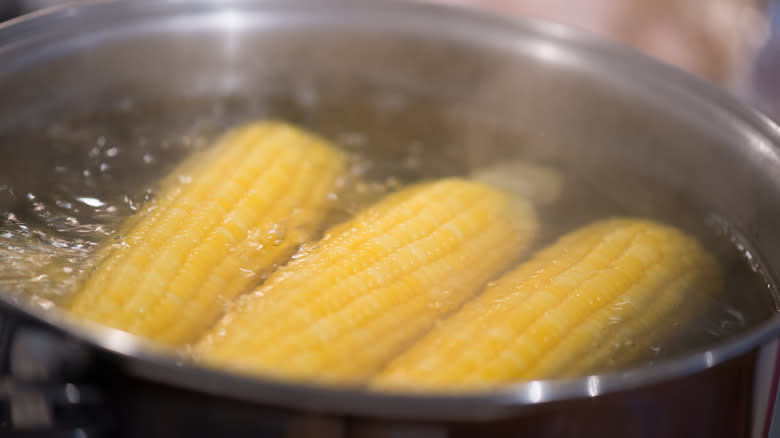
<box><xmin>1</xmin><ymin>1</ymin><xmax>780</xmax><ymax>436</ymax></box>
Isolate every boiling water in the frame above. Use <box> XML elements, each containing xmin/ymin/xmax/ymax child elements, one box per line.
<box><xmin>0</xmin><ymin>94</ymin><xmax>776</xmax><ymax>380</ymax></box>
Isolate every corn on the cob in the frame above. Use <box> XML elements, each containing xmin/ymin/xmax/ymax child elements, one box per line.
<box><xmin>195</xmin><ymin>178</ymin><xmax>538</xmax><ymax>384</ymax></box>
<box><xmin>66</xmin><ymin>121</ymin><xmax>347</xmax><ymax>346</ymax></box>
<box><xmin>373</xmin><ymin>218</ymin><xmax>722</xmax><ymax>392</ymax></box>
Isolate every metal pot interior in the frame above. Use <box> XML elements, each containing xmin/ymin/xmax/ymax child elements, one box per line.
<box><xmin>0</xmin><ymin>0</ymin><xmax>779</xmax><ymax>417</ymax></box>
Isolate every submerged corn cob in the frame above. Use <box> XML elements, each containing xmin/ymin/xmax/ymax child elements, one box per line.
<box><xmin>66</xmin><ymin>121</ymin><xmax>347</xmax><ymax>346</ymax></box>
<box><xmin>195</xmin><ymin>178</ymin><xmax>538</xmax><ymax>384</ymax></box>
<box><xmin>373</xmin><ymin>218</ymin><xmax>722</xmax><ymax>392</ymax></box>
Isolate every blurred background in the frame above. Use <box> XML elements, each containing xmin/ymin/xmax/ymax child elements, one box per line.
<box><xmin>425</xmin><ymin>0</ymin><xmax>780</xmax><ymax>121</ymax></box>
<box><xmin>427</xmin><ymin>0</ymin><xmax>770</xmax><ymax>85</ymax></box>
<box><xmin>0</xmin><ymin>0</ymin><xmax>778</xmax><ymax>119</ymax></box>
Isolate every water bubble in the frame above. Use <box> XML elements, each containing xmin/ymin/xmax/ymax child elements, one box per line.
<box><xmin>291</xmin><ymin>248</ymin><xmax>308</xmax><ymax>260</ymax></box>
<box><xmin>725</xmin><ymin>306</ymin><xmax>746</xmax><ymax>325</ymax></box>
<box><xmin>55</xmin><ymin>200</ymin><xmax>73</xmax><ymax>210</ymax></box>
<box><xmin>105</xmin><ymin>147</ymin><xmax>119</xmax><ymax>158</ymax></box>
<box><xmin>35</xmin><ymin>299</ymin><xmax>55</xmax><ymax>311</ymax></box>
<box><xmin>350</xmin><ymin>160</ymin><xmax>372</xmax><ymax>176</ymax></box>
<box><xmin>294</xmin><ymin>81</ymin><xmax>319</xmax><ymax>108</ymax></box>
<box><xmin>76</xmin><ymin>197</ymin><xmax>105</xmax><ymax>207</ymax></box>
<box><xmin>268</xmin><ymin>225</ymin><xmax>286</xmax><ymax>246</ymax></box>
<box><xmin>338</xmin><ymin>132</ymin><xmax>367</xmax><ymax>148</ymax></box>
<box><xmin>238</xmin><ymin>268</ymin><xmax>255</xmax><ymax>278</ymax></box>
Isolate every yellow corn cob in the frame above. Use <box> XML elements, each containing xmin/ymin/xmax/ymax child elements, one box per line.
<box><xmin>66</xmin><ymin>121</ymin><xmax>347</xmax><ymax>346</ymax></box>
<box><xmin>373</xmin><ymin>218</ymin><xmax>722</xmax><ymax>392</ymax></box>
<box><xmin>194</xmin><ymin>178</ymin><xmax>538</xmax><ymax>384</ymax></box>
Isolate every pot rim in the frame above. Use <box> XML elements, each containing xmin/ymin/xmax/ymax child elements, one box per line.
<box><xmin>1</xmin><ymin>0</ymin><xmax>780</xmax><ymax>420</ymax></box>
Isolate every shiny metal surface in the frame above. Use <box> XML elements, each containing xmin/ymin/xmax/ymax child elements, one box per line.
<box><xmin>0</xmin><ymin>0</ymin><xmax>779</xmax><ymax>426</ymax></box>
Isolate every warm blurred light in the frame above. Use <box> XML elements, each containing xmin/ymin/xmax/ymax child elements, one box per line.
<box><xmin>427</xmin><ymin>0</ymin><xmax>770</xmax><ymax>87</ymax></box>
